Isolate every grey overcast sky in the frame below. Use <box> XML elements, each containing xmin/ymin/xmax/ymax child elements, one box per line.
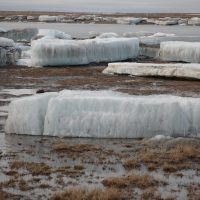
<box><xmin>0</xmin><ymin>0</ymin><xmax>200</xmax><ymax>13</ymax></box>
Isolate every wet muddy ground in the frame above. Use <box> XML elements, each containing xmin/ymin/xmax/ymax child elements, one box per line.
<box><xmin>0</xmin><ymin>65</ymin><xmax>200</xmax><ymax>199</ymax></box>
<box><xmin>1</xmin><ymin>65</ymin><xmax>200</xmax><ymax>96</ymax></box>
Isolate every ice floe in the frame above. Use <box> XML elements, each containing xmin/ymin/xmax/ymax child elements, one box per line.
<box><xmin>5</xmin><ymin>90</ymin><xmax>200</xmax><ymax>138</ymax></box>
<box><xmin>116</xmin><ymin>17</ymin><xmax>141</xmax><ymax>25</ymax></box>
<box><xmin>0</xmin><ymin>89</ymin><xmax>36</xmax><ymax>96</ymax></box>
<box><xmin>160</xmin><ymin>41</ymin><xmax>200</xmax><ymax>63</ymax></box>
<box><xmin>39</xmin><ymin>15</ymin><xmax>59</xmax><ymax>22</ymax></box>
<box><xmin>37</xmin><ymin>29</ymin><xmax>72</xmax><ymax>40</ymax></box>
<box><xmin>31</xmin><ymin>37</ymin><xmax>139</xmax><ymax>67</ymax></box>
<box><xmin>149</xmin><ymin>32</ymin><xmax>175</xmax><ymax>37</ymax></box>
<box><xmin>97</xmin><ymin>32</ymin><xmax>119</xmax><ymax>38</ymax></box>
<box><xmin>150</xmin><ymin>135</ymin><xmax>172</xmax><ymax>141</ymax></box>
<box><xmin>188</xmin><ymin>17</ymin><xmax>200</xmax><ymax>26</ymax></box>
<box><xmin>0</xmin><ymin>28</ymin><xmax>38</xmax><ymax>42</ymax></box>
<box><xmin>103</xmin><ymin>62</ymin><xmax>200</xmax><ymax>80</ymax></box>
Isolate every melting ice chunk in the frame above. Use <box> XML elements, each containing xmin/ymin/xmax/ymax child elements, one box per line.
<box><xmin>103</xmin><ymin>62</ymin><xmax>200</xmax><ymax>80</ymax></box>
<box><xmin>31</xmin><ymin>37</ymin><xmax>139</xmax><ymax>66</ymax></box>
<box><xmin>160</xmin><ymin>41</ymin><xmax>200</xmax><ymax>63</ymax></box>
<box><xmin>5</xmin><ymin>90</ymin><xmax>200</xmax><ymax>138</ymax></box>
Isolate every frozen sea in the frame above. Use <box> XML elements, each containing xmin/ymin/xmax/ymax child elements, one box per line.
<box><xmin>0</xmin><ymin>22</ymin><xmax>200</xmax><ymax>39</ymax></box>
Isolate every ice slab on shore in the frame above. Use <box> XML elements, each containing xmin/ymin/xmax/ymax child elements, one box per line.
<box><xmin>103</xmin><ymin>62</ymin><xmax>200</xmax><ymax>80</ymax></box>
<box><xmin>39</xmin><ymin>15</ymin><xmax>59</xmax><ymax>22</ymax></box>
<box><xmin>31</xmin><ymin>37</ymin><xmax>139</xmax><ymax>66</ymax></box>
<box><xmin>116</xmin><ymin>17</ymin><xmax>141</xmax><ymax>25</ymax></box>
<box><xmin>5</xmin><ymin>93</ymin><xmax>57</xmax><ymax>135</ymax></box>
<box><xmin>5</xmin><ymin>90</ymin><xmax>200</xmax><ymax>138</ymax></box>
<box><xmin>160</xmin><ymin>41</ymin><xmax>200</xmax><ymax>63</ymax></box>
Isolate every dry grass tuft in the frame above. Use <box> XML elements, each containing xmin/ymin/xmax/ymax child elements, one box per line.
<box><xmin>49</xmin><ymin>187</ymin><xmax>126</xmax><ymax>200</ymax></box>
<box><xmin>10</xmin><ymin>161</ymin><xmax>51</xmax><ymax>176</ymax></box>
<box><xmin>0</xmin><ymin>190</ymin><xmax>22</xmax><ymax>200</ymax></box>
<box><xmin>123</xmin><ymin>144</ymin><xmax>200</xmax><ymax>173</ymax></box>
<box><xmin>4</xmin><ymin>170</ymin><xmax>18</xmax><ymax>176</ymax></box>
<box><xmin>74</xmin><ymin>165</ymin><xmax>84</xmax><ymax>170</ymax></box>
<box><xmin>55</xmin><ymin>165</ymin><xmax>84</xmax><ymax>177</ymax></box>
<box><xmin>123</xmin><ymin>159</ymin><xmax>140</xmax><ymax>170</ymax></box>
<box><xmin>52</xmin><ymin>142</ymin><xmax>100</xmax><ymax>153</ymax></box>
<box><xmin>18</xmin><ymin>179</ymin><xmax>31</xmax><ymax>191</ymax></box>
<box><xmin>102</xmin><ymin>174</ymin><xmax>157</xmax><ymax>189</ymax></box>
<box><xmin>141</xmin><ymin>188</ymin><xmax>162</xmax><ymax>200</ymax></box>
<box><xmin>187</xmin><ymin>184</ymin><xmax>200</xmax><ymax>200</ymax></box>
<box><xmin>10</xmin><ymin>160</ymin><xmax>25</xmax><ymax>170</ymax></box>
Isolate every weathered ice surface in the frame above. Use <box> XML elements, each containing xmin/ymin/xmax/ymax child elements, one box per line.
<box><xmin>31</xmin><ymin>37</ymin><xmax>139</xmax><ymax>66</ymax></box>
<box><xmin>0</xmin><ymin>47</ymin><xmax>21</xmax><ymax>66</ymax></box>
<box><xmin>5</xmin><ymin>93</ymin><xmax>57</xmax><ymax>135</ymax></box>
<box><xmin>5</xmin><ymin>90</ymin><xmax>200</xmax><ymax>138</ymax></box>
<box><xmin>160</xmin><ymin>41</ymin><xmax>200</xmax><ymax>63</ymax></box>
<box><xmin>0</xmin><ymin>37</ymin><xmax>21</xmax><ymax>66</ymax></box>
<box><xmin>0</xmin><ymin>28</ymin><xmax>38</xmax><ymax>42</ymax></box>
<box><xmin>139</xmin><ymin>47</ymin><xmax>159</xmax><ymax>58</ymax></box>
<box><xmin>103</xmin><ymin>62</ymin><xmax>200</xmax><ymax>80</ymax></box>
<box><xmin>155</xmin><ymin>19</ymin><xmax>178</xmax><ymax>25</ymax></box>
<box><xmin>116</xmin><ymin>17</ymin><xmax>141</xmax><ymax>25</ymax></box>
<box><xmin>0</xmin><ymin>37</ymin><xmax>15</xmax><ymax>47</ymax></box>
<box><xmin>188</xmin><ymin>17</ymin><xmax>200</xmax><ymax>26</ymax></box>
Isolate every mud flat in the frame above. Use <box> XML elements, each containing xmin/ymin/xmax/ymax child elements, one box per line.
<box><xmin>0</xmin><ymin>11</ymin><xmax>200</xmax><ymax>198</ymax></box>
<box><xmin>0</xmin><ymin>65</ymin><xmax>200</xmax><ymax>199</ymax></box>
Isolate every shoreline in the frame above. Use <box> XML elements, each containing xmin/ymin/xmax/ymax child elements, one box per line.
<box><xmin>0</xmin><ymin>11</ymin><xmax>200</xmax><ymax>18</ymax></box>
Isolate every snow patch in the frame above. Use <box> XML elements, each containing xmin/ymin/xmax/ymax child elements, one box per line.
<box><xmin>150</xmin><ymin>135</ymin><xmax>172</xmax><ymax>141</ymax></box>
